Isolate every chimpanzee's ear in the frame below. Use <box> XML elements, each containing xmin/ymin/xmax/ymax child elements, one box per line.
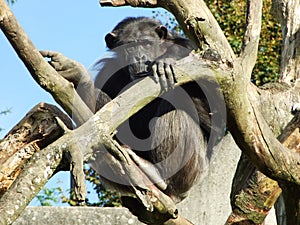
<box><xmin>105</xmin><ymin>32</ymin><xmax>118</xmax><ymax>49</ymax></box>
<box><xmin>155</xmin><ymin>25</ymin><xmax>168</xmax><ymax>39</ymax></box>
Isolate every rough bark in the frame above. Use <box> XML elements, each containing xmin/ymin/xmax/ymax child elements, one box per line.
<box><xmin>226</xmin><ymin>155</ymin><xmax>279</xmax><ymax>225</ymax></box>
<box><xmin>272</xmin><ymin>0</ymin><xmax>300</xmax><ymax>84</ymax></box>
<box><xmin>226</xmin><ymin>112</ymin><xmax>300</xmax><ymax>224</ymax></box>
<box><xmin>0</xmin><ymin>103</ymin><xmax>72</xmax><ymax>198</ymax></box>
<box><xmin>0</xmin><ymin>103</ymin><xmax>74</xmax><ymax>224</ymax></box>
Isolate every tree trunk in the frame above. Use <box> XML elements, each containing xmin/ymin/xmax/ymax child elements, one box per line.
<box><xmin>272</xmin><ymin>0</ymin><xmax>300</xmax><ymax>84</ymax></box>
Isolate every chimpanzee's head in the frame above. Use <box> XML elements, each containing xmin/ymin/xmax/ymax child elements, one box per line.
<box><xmin>104</xmin><ymin>17</ymin><xmax>170</xmax><ymax>80</ymax></box>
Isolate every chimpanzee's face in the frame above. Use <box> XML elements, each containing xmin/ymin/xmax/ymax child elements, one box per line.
<box><xmin>124</xmin><ymin>38</ymin><xmax>162</xmax><ymax>79</ymax></box>
<box><xmin>105</xmin><ymin>25</ymin><xmax>168</xmax><ymax>80</ymax></box>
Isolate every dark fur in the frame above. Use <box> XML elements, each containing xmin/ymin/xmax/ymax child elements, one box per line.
<box><xmin>93</xmin><ymin>17</ymin><xmax>213</xmax><ymax>202</ymax></box>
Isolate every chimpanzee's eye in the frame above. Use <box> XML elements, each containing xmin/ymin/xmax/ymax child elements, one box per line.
<box><xmin>141</xmin><ymin>40</ymin><xmax>153</xmax><ymax>49</ymax></box>
<box><xmin>145</xmin><ymin>41</ymin><xmax>152</xmax><ymax>48</ymax></box>
<box><xmin>125</xmin><ymin>46</ymin><xmax>135</xmax><ymax>54</ymax></box>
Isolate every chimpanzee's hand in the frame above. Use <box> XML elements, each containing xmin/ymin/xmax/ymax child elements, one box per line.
<box><xmin>152</xmin><ymin>57</ymin><xmax>176</xmax><ymax>92</ymax></box>
<box><xmin>40</xmin><ymin>50</ymin><xmax>92</xmax><ymax>88</ymax></box>
<box><xmin>41</xmin><ymin>50</ymin><xmax>98</xmax><ymax>112</ymax></box>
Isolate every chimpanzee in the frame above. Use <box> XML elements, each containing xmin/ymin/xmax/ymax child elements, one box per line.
<box><xmin>41</xmin><ymin>17</ymin><xmax>224</xmax><ymax>204</ymax></box>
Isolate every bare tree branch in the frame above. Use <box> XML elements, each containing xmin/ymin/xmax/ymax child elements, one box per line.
<box><xmin>0</xmin><ymin>103</ymin><xmax>72</xmax><ymax>198</ymax></box>
<box><xmin>0</xmin><ymin>103</ymin><xmax>72</xmax><ymax>224</ymax></box>
<box><xmin>223</xmin><ymin>79</ymin><xmax>300</xmax><ymax>185</ymax></box>
<box><xmin>226</xmin><ymin>110</ymin><xmax>300</xmax><ymax>224</ymax></box>
<box><xmin>239</xmin><ymin>0</ymin><xmax>262</xmax><ymax>78</ymax></box>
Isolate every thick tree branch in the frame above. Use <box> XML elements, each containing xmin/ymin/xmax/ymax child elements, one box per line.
<box><xmin>0</xmin><ymin>103</ymin><xmax>72</xmax><ymax>198</ymax></box>
<box><xmin>226</xmin><ymin>110</ymin><xmax>300</xmax><ymax>224</ymax></box>
<box><xmin>278</xmin><ymin>111</ymin><xmax>300</xmax><ymax>144</ymax></box>
<box><xmin>239</xmin><ymin>0</ymin><xmax>262</xmax><ymax>78</ymax></box>
<box><xmin>222</xmin><ymin>75</ymin><xmax>300</xmax><ymax>185</ymax></box>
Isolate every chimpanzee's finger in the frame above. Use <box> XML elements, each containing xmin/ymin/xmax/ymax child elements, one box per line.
<box><xmin>165</xmin><ymin>64</ymin><xmax>175</xmax><ymax>89</ymax></box>
<box><xmin>152</xmin><ymin>63</ymin><xmax>159</xmax><ymax>83</ymax></box>
<box><xmin>157</xmin><ymin>62</ymin><xmax>168</xmax><ymax>91</ymax></box>
<box><xmin>40</xmin><ymin>50</ymin><xmax>62</xmax><ymax>61</ymax></box>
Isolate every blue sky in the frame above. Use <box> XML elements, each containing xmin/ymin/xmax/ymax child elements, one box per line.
<box><xmin>0</xmin><ymin>0</ymin><xmax>164</xmax><ymax>205</ymax></box>
<box><xmin>0</xmin><ymin>0</ymin><xmax>158</xmax><ymax>137</ymax></box>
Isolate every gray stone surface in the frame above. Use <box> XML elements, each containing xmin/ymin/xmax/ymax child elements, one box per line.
<box><xmin>177</xmin><ymin>134</ymin><xmax>277</xmax><ymax>225</ymax></box>
<box><xmin>177</xmin><ymin>134</ymin><xmax>241</xmax><ymax>224</ymax></box>
<box><xmin>14</xmin><ymin>206</ymin><xmax>144</xmax><ymax>225</ymax></box>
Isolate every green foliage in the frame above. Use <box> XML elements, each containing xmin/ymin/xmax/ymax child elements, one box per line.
<box><xmin>84</xmin><ymin>166</ymin><xmax>122</xmax><ymax>207</ymax></box>
<box><xmin>204</xmin><ymin>0</ymin><xmax>282</xmax><ymax>86</ymax></box>
<box><xmin>152</xmin><ymin>10</ymin><xmax>184</xmax><ymax>36</ymax></box>
<box><xmin>0</xmin><ymin>109</ymin><xmax>11</xmax><ymax>115</ymax></box>
<box><xmin>35</xmin><ymin>186</ymin><xmax>65</xmax><ymax>206</ymax></box>
<box><xmin>6</xmin><ymin>0</ymin><xmax>17</xmax><ymax>4</ymax></box>
<box><xmin>33</xmin><ymin>168</ymin><xmax>121</xmax><ymax>207</ymax></box>
<box><xmin>207</xmin><ymin>0</ymin><xmax>245</xmax><ymax>54</ymax></box>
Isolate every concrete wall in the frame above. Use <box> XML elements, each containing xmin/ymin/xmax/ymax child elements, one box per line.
<box><xmin>177</xmin><ymin>134</ymin><xmax>277</xmax><ymax>224</ymax></box>
<box><xmin>14</xmin><ymin>207</ymin><xmax>144</xmax><ymax>225</ymax></box>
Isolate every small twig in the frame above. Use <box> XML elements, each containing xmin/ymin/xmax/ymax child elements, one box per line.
<box><xmin>55</xmin><ymin>117</ymin><xmax>86</xmax><ymax>205</ymax></box>
<box><xmin>55</xmin><ymin>116</ymin><xmax>72</xmax><ymax>134</ymax></box>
